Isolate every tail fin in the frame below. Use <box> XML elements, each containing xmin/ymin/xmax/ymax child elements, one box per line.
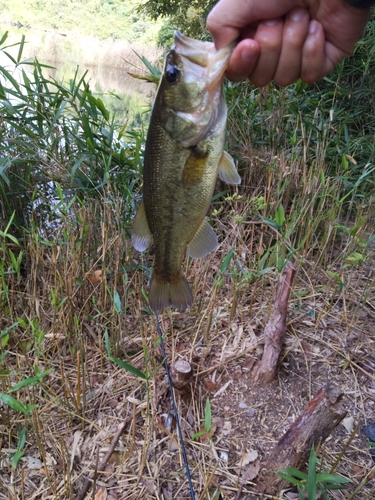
<box><xmin>149</xmin><ymin>273</ymin><xmax>193</xmax><ymax>312</ymax></box>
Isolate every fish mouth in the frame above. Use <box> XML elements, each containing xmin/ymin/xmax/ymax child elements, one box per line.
<box><xmin>173</xmin><ymin>30</ymin><xmax>234</xmax><ymax>89</ymax></box>
<box><xmin>171</xmin><ymin>31</ymin><xmax>234</xmax><ymax>148</ymax></box>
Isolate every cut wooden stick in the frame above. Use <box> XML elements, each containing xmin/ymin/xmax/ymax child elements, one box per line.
<box><xmin>260</xmin><ymin>384</ymin><xmax>347</xmax><ymax>495</ymax></box>
<box><xmin>75</xmin><ymin>417</ymin><xmax>131</xmax><ymax>500</ymax></box>
<box><xmin>170</xmin><ymin>359</ymin><xmax>193</xmax><ymax>390</ymax></box>
<box><xmin>254</xmin><ymin>261</ymin><xmax>296</xmax><ymax>384</ymax></box>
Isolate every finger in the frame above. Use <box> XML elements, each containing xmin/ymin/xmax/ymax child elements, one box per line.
<box><xmin>225</xmin><ymin>39</ymin><xmax>260</xmax><ymax>82</ymax></box>
<box><xmin>273</xmin><ymin>8</ymin><xmax>310</xmax><ymax>86</ymax></box>
<box><xmin>207</xmin><ymin>0</ymin><xmax>299</xmax><ymax>49</ymax></box>
<box><xmin>248</xmin><ymin>18</ymin><xmax>284</xmax><ymax>87</ymax></box>
<box><xmin>301</xmin><ymin>21</ymin><xmax>338</xmax><ymax>83</ymax></box>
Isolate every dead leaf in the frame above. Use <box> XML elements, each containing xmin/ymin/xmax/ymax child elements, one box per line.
<box><xmin>223</xmin><ymin>421</ymin><xmax>232</xmax><ymax>432</ymax></box>
<box><xmin>243</xmin><ymin>356</ymin><xmax>257</xmax><ymax>371</ymax></box>
<box><xmin>144</xmin><ymin>479</ymin><xmax>157</xmax><ymax>495</ymax></box>
<box><xmin>108</xmin><ymin>452</ymin><xmax>123</xmax><ymax>466</ymax></box>
<box><xmin>70</xmin><ymin>430</ymin><xmax>82</xmax><ymax>472</ymax></box>
<box><xmin>203</xmin><ymin>378</ymin><xmax>216</xmax><ymax>392</ymax></box>
<box><xmin>241</xmin><ymin>460</ymin><xmax>260</xmax><ymax>481</ymax></box>
<box><xmin>168</xmin><ymin>437</ymin><xmax>179</xmax><ymax>452</ymax></box>
<box><xmin>94</xmin><ymin>487</ymin><xmax>107</xmax><ymax>500</ymax></box>
<box><xmin>237</xmin><ymin>449</ymin><xmax>258</xmax><ymax>467</ymax></box>
<box><xmin>301</xmin><ymin>340</ymin><xmax>312</xmax><ymax>359</ymax></box>
<box><xmin>342</xmin><ymin>416</ymin><xmax>355</xmax><ymax>434</ymax></box>
<box><xmin>108</xmin><ymin>494</ymin><xmax>119</xmax><ymax>500</ymax></box>
<box><xmin>21</xmin><ymin>456</ymin><xmax>42</xmax><ymax>469</ymax></box>
<box><xmin>176</xmin><ymin>342</ymin><xmax>187</xmax><ymax>353</ymax></box>
<box><xmin>87</xmin><ymin>270</ymin><xmax>103</xmax><ymax>283</ymax></box>
<box><xmin>197</xmin><ymin>423</ymin><xmax>217</xmax><ymax>443</ymax></box>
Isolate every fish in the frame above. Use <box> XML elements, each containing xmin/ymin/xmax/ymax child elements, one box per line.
<box><xmin>132</xmin><ymin>31</ymin><xmax>240</xmax><ymax>312</ymax></box>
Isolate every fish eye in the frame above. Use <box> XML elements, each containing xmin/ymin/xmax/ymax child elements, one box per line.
<box><xmin>165</xmin><ymin>64</ymin><xmax>180</xmax><ymax>84</ymax></box>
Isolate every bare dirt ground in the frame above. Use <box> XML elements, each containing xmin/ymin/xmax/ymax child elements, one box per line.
<box><xmin>1</xmin><ymin>234</ymin><xmax>375</xmax><ymax>500</ymax></box>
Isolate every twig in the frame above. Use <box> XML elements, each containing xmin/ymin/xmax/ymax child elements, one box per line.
<box><xmin>254</xmin><ymin>261</ymin><xmax>296</xmax><ymax>384</ymax></box>
<box><xmin>75</xmin><ymin>418</ymin><xmax>131</xmax><ymax>500</ymax></box>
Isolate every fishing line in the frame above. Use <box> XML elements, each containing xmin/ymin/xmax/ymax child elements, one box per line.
<box><xmin>141</xmin><ymin>255</ymin><xmax>195</xmax><ymax>499</ymax></box>
<box><xmin>155</xmin><ymin>313</ymin><xmax>196</xmax><ymax>500</ymax></box>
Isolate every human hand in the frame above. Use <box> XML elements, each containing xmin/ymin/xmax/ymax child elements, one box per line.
<box><xmin>207</xmin><ymin>0</ymin><xmax>371</xmax><ymax>86</ymax></box>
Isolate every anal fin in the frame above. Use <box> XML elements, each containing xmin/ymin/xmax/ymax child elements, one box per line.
<box><xmin>132</xmin><ymin>199</ymin><xmax>153</xmax><ymax>252</ymax></box>
<box><xmin>187</xmin><ymin>219</ymin><xmax>218</xmax><ymax>259</ymax></box>
<box><xmin>218</xmin><ymin>151</ymin><xmax>241</xmax><ymax>185</ymax></box>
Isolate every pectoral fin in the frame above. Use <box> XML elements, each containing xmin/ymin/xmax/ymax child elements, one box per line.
<box><xmin>218</xmin><ymin>151</ymin><xmax>241</xmax><ymax>185</ymax></box>
<box><xmin>132</xmin><ymin>199</ymin><xmax>153</xmax><ymax>252</ymax></box>
<box><xmin>187</xmin><ymin>219</ymin><xmax>218</xmax><ymax>259</ymax></box>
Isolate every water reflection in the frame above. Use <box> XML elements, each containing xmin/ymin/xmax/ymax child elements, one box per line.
<box><xmin>1</xmin><ymin>25</ymin><xmax>161</xmax><ymax>126</ymax></box>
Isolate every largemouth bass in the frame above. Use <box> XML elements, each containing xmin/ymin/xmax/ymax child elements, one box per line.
<box><xmin>132</xmin><ymin>31</ymin><xmax>240</xmax><ymax>312</ymax></box>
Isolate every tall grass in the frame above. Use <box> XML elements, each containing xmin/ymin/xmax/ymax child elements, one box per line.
<box><xmin>224</xmin><ymin>19</ymin><xmax>375</xmax><ymax>271</ymax></box>
<box><xmin>0</xmin><ymin>31</ymin><xmax>145</xmax><ymax>233</ymax></box>
<box><xmin>0</xmin><ymin>28</ymin><xmax>374</xmax><ymax>499</ymax></box>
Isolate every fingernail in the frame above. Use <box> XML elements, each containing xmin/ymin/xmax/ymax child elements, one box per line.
<box><xmin>309</xmin><ymin>20</ymin><xmax>319</xmax><ymax>35</ymax></box>
<box><xmin>290</xmin><ymin>8</ymin><xmax>307</xmax><ymax>22</ymax></box>
<box><xmin>264</xmin><ymin>19</ymin><xmax>280</xmax><ymax>27</ymax></box>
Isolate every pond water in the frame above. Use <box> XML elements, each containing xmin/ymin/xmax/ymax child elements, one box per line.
<box><xmin>1</xmin><ymin>24</ymin><xmax>161</xmax><ymax>126</ymax></box>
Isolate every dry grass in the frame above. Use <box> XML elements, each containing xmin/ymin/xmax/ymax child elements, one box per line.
<box><xmin>1</xmin><ymin>142</ymin><xmax>375</xmax><ymax>500</ymax></box>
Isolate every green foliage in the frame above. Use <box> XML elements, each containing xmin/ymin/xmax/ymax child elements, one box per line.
<box><xmin>139</xmin><ymin>0</ymin><xmax>216</xmax><ymax>40</ymax></box>
<box><xmin>227</xmin><ymin>18</ymin><xmax>375</xmax><ymax>195</ymax></box>
<box><xmin>0</xmin><ymin>0</ymin><xmax>162</xmax><ymax>43</ymax></box>
<box><xmin>0</xmin><ymin>32</ymin><xmax>144</xmax><ymax>232</ymax></box>
<box><xmin>104</xmin><ymin>330</ymin><xmax>148</xmax><ymax>380</ymax></box>
<box><xmin>191</xmin><ymin>398</ymin><xmax>212</xmax><ymax>440</ymax></box>
<box><xmin>277</xmin><ymin>447</ymin><xmax>351</xmax><ymax>499</ymax></box>
<box><xmin>157</xmin><ymin>19</ymin><xmax>175</xmax><ymax>48</ymax></box>
<box><xmin>10</xmin><ymin>427</ymin><xmax>27</xmax><ymax>469</ymax></box>
<box><xmin>0</xmin><ymin>393</ymin><xmax>37</xmax><ymax>416</ymax></box>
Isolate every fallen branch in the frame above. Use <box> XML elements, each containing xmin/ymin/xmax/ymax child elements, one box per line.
<box><xmin>254</xmin><ymin>261</ymin><xmax>296</xmax><ymax>384</ymax></box>
<box><xmin>75</xmin><ymin>417</ymin><xmax>132</xmax><ymax>500</ymax></box>
<box><xmin>259</xmin><ymin>384</ymin><xmax>347</xmax><ymax>495</ymax></box>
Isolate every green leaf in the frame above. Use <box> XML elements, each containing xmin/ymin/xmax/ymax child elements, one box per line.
<box><xmin>220</xmin><ymin>248</ymin><xmax>234</xmax><ymax>274</ymax></box>
<box><xmin>307</xmin><ymin>447</ymin><xmax>317</xmax><ymax>500</ymax></box>
<box><xmin>95</xmin><ymin>98</ymin><xmax>110</xmax><ymax>120</ymax></box>
<box><xmin>0</xmin><ymin>393</ymin><xmax>30</xmax><ymax>414</ymax></box>
<box><xmin>316</xmin><ymin>473</ymin><xmax>351</xmax><ymax>484</ymax></box>
<box><xmin>191</xmin><ymin>430</ymin><xmax>207</xmax><ymax>440</ymax></box>
<box><xmin>277</xmin><ymin>472</ymin><xmax>306</xmax><ymax>486</ymax></box>
<box><xmin>109</xmin><ymin>357</ymin><xmax>147</xmax><ymax>380</ymax></box>
<box><xmin>0</xmin><ymin>31</ymin><xmax>8</xmax><ymax>45</ymax></box>
<box><xmin>11</xmin><ymin>449</ymin><xmax>23</xmax><ymax>469</ymax></box>
<box><xmin>280</xmin><ymin>468</ymin><xmax>308</xmax><ymax>481</ymax></box>
<box><xmin>8</xmin><ymin>376</ymin><xmax>39</xmax><ymax>392</ymax></box>
<box><xmin>205</xmin><ymin>398</ymin><xmax>211</xmax><ymax>433</ymax></box>
<box><xmin>17</xmin><ymin>427</ymin><xmax>27</xmax><ymax>450</ymax></box>
<box><xmin>16</xmin><ymin>35</ymin><xmax>25</xmax><ymax>64</ymax></box>
<box><xmin>0</xmin><ymin>350</ymin><xmax>8</xmax><ymax>362</ymax></box>
<box><xmin>113</xmin><ymin>290</ymin><xmax>122</xmax><ymax>313</ymax></box>
<box><xmin>86</xmin><ymin>137</ymin><xmax>96</xmax><ymax>153</ymax></box>
<box><xmin>275</xmin><ymin>204</ymin><xmax>285</xmax><ymax>227</ymax></box>
<box><xmin>261</xmin><ymin>217</ymin><xmax>280</xmax><ymax>231</ymax></box>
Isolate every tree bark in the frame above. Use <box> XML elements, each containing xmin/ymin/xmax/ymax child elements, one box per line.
<box><xmin>259</xmin><ymin>384</ymin><xmax>347</xmax><ymax>495</ymax></box>
<box><xmin>254</xmin><ymin>261</ymin><xmax>296</xmax><ymax>384</ymax></box>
